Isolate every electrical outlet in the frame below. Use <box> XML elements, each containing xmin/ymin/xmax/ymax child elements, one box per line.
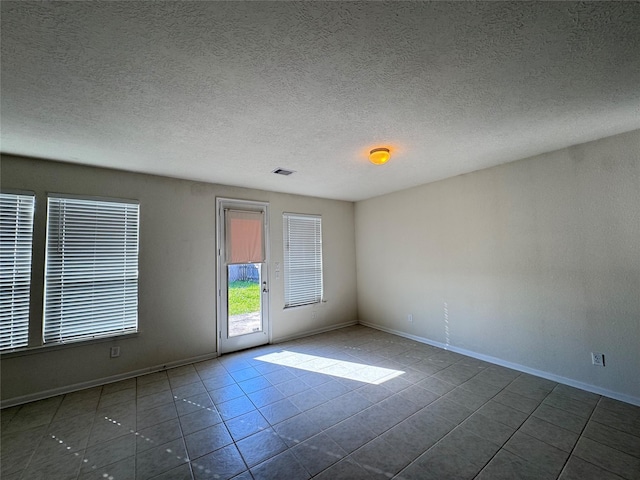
<box><xmin>110</xmin><ymin>346</ymin><xmax>120</xmax><ymax>358</ymax></box>
<box><xmin>408</xmin><ymin>314</ymin><xmax>413</xmax><ymax>323</ymax></box>
<box><xmin>591</xmin><ymin>352</ymin><xmax>605</xmax><ymax>367</ymax></box>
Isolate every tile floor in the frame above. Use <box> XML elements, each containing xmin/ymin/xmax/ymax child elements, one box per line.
<box><xmin>1</xmin><ymin>325</ymin><xmax>639</xmax><ymax>480</ymax></box>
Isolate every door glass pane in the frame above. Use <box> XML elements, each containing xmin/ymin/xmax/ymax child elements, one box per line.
<box><xmin>227</xmin><ymin>263</ymin><xmax>262</xmax><ymax>337</ymax></box>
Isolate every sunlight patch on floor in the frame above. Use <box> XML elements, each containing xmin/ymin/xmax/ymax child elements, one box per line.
<box><xmin>253</xmin><ymin>351</ymin><xmax>405</xmax><ymax>384</ymax></box>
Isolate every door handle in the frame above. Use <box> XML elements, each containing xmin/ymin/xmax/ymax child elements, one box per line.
<box><xmin>262</xmin><ymin>281</ymin><xmax>268</xmax><ymax>293</ymax></box>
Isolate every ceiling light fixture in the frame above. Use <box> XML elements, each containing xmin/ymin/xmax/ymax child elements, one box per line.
<box><xmin>369</xmin><ymin>147</ymin><xmax>390</xmax><ymax>165</ymax></box>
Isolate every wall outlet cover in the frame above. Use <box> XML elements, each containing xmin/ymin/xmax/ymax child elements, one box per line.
<box><xmin>591</xmin><ymin>352</ymin><xmax>605</xmax><ymax>367</ymax></box>
<box><xmin>110</xmin><ymin>346</ymin><xmax>121</xmax><ymax>358</ymax></box>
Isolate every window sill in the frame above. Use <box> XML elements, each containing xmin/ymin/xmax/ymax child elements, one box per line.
<box><xmin>0</xmin><ymin>332</ymin><xmax>139</xmax><ymax>359</ymax></box>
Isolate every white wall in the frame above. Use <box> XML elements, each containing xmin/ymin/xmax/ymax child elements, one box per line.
<box><xmin>0</xmin><ymin>155</ymin><xmax>357</xmax><ymax>404</ymax></box>
<box><xmin>355</xmin><ymin>130</ymin><xmax>640</xmax><ymax>404</ymax></box>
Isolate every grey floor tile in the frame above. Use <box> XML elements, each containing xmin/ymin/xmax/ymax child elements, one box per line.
<box><xmin>459</xmin><ymin>377</ymin><xmax>504</xmax><ymax>397</ymax></box>
<box><xmin>417</xmin><ymin>375</ymin><xmax>457</xmax><ymax>395</ymax></box>
<box><xmin>137</xmin><ymin>390</ymin><xmax>175</xmax><ymax>412</ymax></box>
<box><xmin>247</xmin><ymin>385</ymin><xmax>287</xmax><ymax>408</ymax></box>
<box><xmin>168</xmin><ymin>372</ymin><xmax>202</xmax><ymax>389</ymax></box>
<box><xmin>229</xmin><ymin>367</ymin><xmax>261</xmax><ymax>383</ymax></box>
<box><xmin>505</xmin><ymin>381</ymin><xmax>551</xmax><ymax>402</ymax></box>
<box><xmin>313</xmin><ymin>457</ymin><xmax>372</xmax><ymax>480</ymax></box>
<box><xmin>184</xmin><ymin>422</ymin><xmax>233</xmax><ymax>459</ymax></box>
<box><xmin>87</xmin><ymin>410</ymin><xmax>135</xmax><ymax>447</ymax></box>
<box><xmin>238</xmin><ymin>376</ymin><xmax>272</xmax><ymax>394</ymax></box>
<box><xmin>137</xmin><ymin>378</ymin><xmax>171</xmax><ymax>398</ymax></box>
<box><xmin>443</xmin><ymin>385</ymin><xmax>493</xmax><ymax>411</ymax></box>
<box><xmin>273</xmin><ymin>412</ymin><xmax>323</xmax><ymax>447</ymax></box>
<box><xmin>477</xmin><ymin>399</ymin><xmax>528</xmax><ymax>428</ymax></box>
<box><xmin>1</xmin><ymin>451</ymin><xmax>34</xmax><ymax>478</ymax></box>
<box><xmin>202</xmin><ymin>373</ymin><xmax>237</xmax><ymax>391</ymax></box>
<box><xmin>552</xmin><ymin>384</ymin><xmax>600</xmax><ymax>406</ymax></box>
<box><xmin>583</xmin><ymin>420</ymin><xmax>640</xmax><ymax>458</ymax></box>
<box><xmin>81</xmin><ymin>433</ymin><xmax>135</xmax><ymax>474</ymax></box>
<box><xmin>591</xmin><ymin>406</ymin><xmax>640</xmax><ymax>438</ymax></box>
<box><xmin>291</xmin><ymin>432</ymin><xmax>346</xmax><ymax>476</ymax></box>
<box><xmin>178</xmin><ymin>407</ymin><xmax>223</xmax><ymax>436</ymax></box>
<box><xmin>532</xmin><ymin>403</ymin><xmax>589</xmax><ymax>434</ymax></box>
<box><xmin>137</xmin><ymin>402</ymin><xmax>178</xmax><ymax>430</ymax></box>
<box><xmin>259</xmin><ymin>398</ymin><xmax>301</xmax><ymax>425</ymax></box>
<box><xmin>137</xmin><ymin>371</ymin><xmax>169</xmax><ymax>386</ymax></box>
<box><xmin>314</xmin><ymin>379</ymin><xmax>350</xmax><ymax>400</ymax></box>
<box><xmin>422</xmin><ymin>397</ymin><xmax>474</xmax><ymax>425</ymax></box>
<box><xmin>77</xmin><ymin>456</ymin><xmax>136</xmax><ymax>480</ymax></box>
<box><xmin>350</xmin><ymin>436</ymin><xmax>414</xmax><ymax>479</ymax></box>
<box><xmin>0</xmin><ymin>405</ymin><xmax>21</xmax><ymax>428</ymax></box>
<box><xmin>167</xmin><ymin>365</ymin><xmax>198</xmax><ymax>378</ymax></box>
<box><xmin>149</xmin><ymin>462</ymin><xmax>194</xmax><ymax>480</ymax></box>
<box><xmin>381</xmin><ymin>409</ymin><xmax>454</xmax><ymax>460</ymax></box>
<box><xmin>20</xmin><ymin>449</ymin><xmax>84</xmax><ymax>480</ymax></box>
<box><xmin>401</xmin><ymin>427</ymin><xmax>499</xmax><ymax>480</ymax></box>
<box><xmin>191</xmin><ymin>444</ymin><xmax>246</xmax><ymax>480</ymax></box>
<box><xmin>356</xmin><ymin>383</ymin><xmax>394</xmax><ymax>403</ymax></box>
<box><xmin>136</xmin><ymin>437</ymin><xmax>188</xmax><ymax>480</ymax></box>
<box><xmin>459</xmin><ymin>411</ymin><xmax>515</xmax><ymax>446</ymax></box>
<box><xmin>598</xmin><ymin>397</ymin><xmax>640</xmax><ymax>419</ymax></box>
<box><xmin>351</xmin><ymin>404</ymin><xmax>400</xmax><ymax>434</ymax></box>
<box><xmin>493</xmin><ymin>389</ymin><xmax>541</xmax><ymax>413</ymax></box>
<box><xmin>519</xmin><ymin>416</ymin><xmax>580</xmax><ymax>452</ymax></box>
<box><xmin>289</xmin><ymin>388</ymin><xmax>326</xmax><ymax>411</ymax></box>
<box><xmin>101</xmin><ymin>378</ymin><xmax>136</xmax><ymax>395</ymax></box>
<box><xmin>559</xmin><ymin>456</ymin><xmax>626</xmax><ymax>480</ymax></box>
<box><xmin>55</xmin><ymin>389</ymin><xmax>101</xmax><ymax>419</ymax></box>
<box><xmin>573</xmin><ymin>437</ymin><xmax>640</xmax><ymax>480</ymax></box>
<box><xmin>217</xmin><ymin>395</ymin><xmax>257</xmax><ymax>421</ymax></box>
<box><xmin>226</xmin><ymin>410</ymin><xmax>269</xmax><ymax>441</ymax></box>
<box><xmin>475</xmin><ymin>449</ymin><xmax>556</xmax><ymax>480</ymax></box>
<box><xmin>174</xmin><ymin>392</ymin><xmax>215</xmax><ymax>417</ymax></box>
<box><xmin>398</xmin><ymin>384</ymin><xmax>440</xmax><ymax>408</ymax></box>
<box><xmin>504</xmin><ymin>431</ymin><xmax>569</xmax><ymax>476</ymax></box>
<box><xmin>137</xmin><ymin>418</ymin><xmax>183</xmax><ymax>453</ymax></box>
<box><xmin>209</xmin><ymin>384</ymin><xmax>245</xmax><ymax>404</ymax></box>
<box><xmin>236</xmin><ymin>427</ymin><xmax>287</xmax><ymax>467</ymax></box>
<box><xmin>171</xmin><ymin>381</ymin><xmax>207</xmax><ymax>399</ymax></box>
<box><xmin>251</xmin><ymin>450</ymin><xmax>310</xmax><ymax>480</ymax></box>
<box><xmin>263</xmin><ymin>368</ymin><xmax>298</xmax><ymax>386</ymax></box>
<box><xmin>1</xmin><ymin>425</ymin><xmax>46</xmax><ymax>475</ymax></box>
<box><xmin>325</xmin><ymin>416</ymin><xmax>378</xmax><ymax>454</ymax></box>
<box><xmin>542</xmin><ymin>392</ymin><xmax>597</xmax><ymax>418</ymax></box>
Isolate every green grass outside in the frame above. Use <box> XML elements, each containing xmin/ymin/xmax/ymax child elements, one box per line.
<box><xmin>228</xmin><ymin>281</ymin><xmax>260</xmax><ymax>316</ymax></box>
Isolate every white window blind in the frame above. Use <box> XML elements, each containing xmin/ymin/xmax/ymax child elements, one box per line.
<box><xmin>0</xmin><ymin>193</ymin><xmax>35</xmax><ymax>351</ymax></box>
<box><xmin>44</xmin><ymin>196</ymin><xmax>139</xmax><ymax>344</ymax></box>
<box><xmin>283</xmin><ymin>213</ymin><xmax>323</xmax><ymax>308</ymax></box>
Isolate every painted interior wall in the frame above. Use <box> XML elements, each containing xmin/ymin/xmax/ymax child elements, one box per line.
<box><xmin>355</xmin><ymin>130</ymin><xmax>640</xmax><ymax>404</ymax></box>
<box><xmin>0</xmin><ymin>155</ymin><xmax>357</xmax><ymax>405</ymax></box>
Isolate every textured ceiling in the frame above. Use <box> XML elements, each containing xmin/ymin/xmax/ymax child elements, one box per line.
<box><xmin>1</xmin><ymin>2</ymin><xmax>639</xmax><ymax>201</ymax></box>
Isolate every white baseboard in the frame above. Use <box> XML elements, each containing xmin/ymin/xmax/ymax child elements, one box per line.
<box><xmin>1</xmin><ymin>352</ymin><xmax>219</xmax><ymax>409</ymax></box>
<box><xmin>359</xmin><ymin>321</ymin><xmax>640</xmax><ymax>407</ymax></box>
<box><xmin>273</xmin><ymin>320</ymin><xmax>359</xmax><ymax>344</ymax></box>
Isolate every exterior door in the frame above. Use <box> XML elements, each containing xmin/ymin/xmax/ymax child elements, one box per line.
<box><xmin>217</xmin><ymin>198</ymin><xmax>269</xmax><ymax>354</ymax></box>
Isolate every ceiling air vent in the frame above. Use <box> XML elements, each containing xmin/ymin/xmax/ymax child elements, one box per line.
<box><xmin>272</xmin><ymin>168</ymin><xmax>295</xmax><ymax>176</ymax></box>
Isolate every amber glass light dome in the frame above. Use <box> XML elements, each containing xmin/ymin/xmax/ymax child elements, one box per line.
<box><xmin>369</xmin><ymin>147</ymin><xmax>390</xmax><ymax>165</ymax></box>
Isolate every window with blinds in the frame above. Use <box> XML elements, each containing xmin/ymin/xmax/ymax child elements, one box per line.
<box><xmin>44</xmin><ymin>196</ymin><xmax>139</xmax><ymax>344</ymax></box>
<box><xmin>0</xmin><ymin>192</ymin><xmax>35</xmax><ymax>351</ymax></box>
<box><xmin>283</xmin><ymin>213</ymin><xmax>323</xmax><ymax>308</ymax></box>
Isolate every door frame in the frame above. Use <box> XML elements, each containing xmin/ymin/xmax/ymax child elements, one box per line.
<box><xmin>216</xmin><ymin>197</ymin><xmax>271</xmax><ymax>355</ymax></box>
